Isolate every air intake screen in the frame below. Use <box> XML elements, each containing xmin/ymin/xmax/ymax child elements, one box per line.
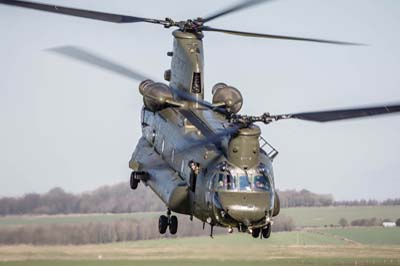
<box><xmin>191</xmin><ymin>72</ymin><xmax>201</xmax><ymax>94</ymax></box>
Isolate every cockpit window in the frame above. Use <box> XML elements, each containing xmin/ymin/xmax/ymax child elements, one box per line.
<box><xmin>226</xmin><ymin>174</ymin><xmax>236</xmax><ymax>190</ymax></box>
<box><xmin>214</xmin><ymin>171</ymin><xmax>271</xmax><ymax>192</ymax></box>
<box><xmin>239</xmin><ymin>175</ymin><xmax>251</xmax><ymax>191</ymax></box>
<box><xmin>254</xmin><ymin>175</ymin><xmax>271</xmax><ymax>191</ymax></box>
<box><xmin>216</xmin><ymin>173</ymin><xmax>236</xmax><ymax>191</ymax></box>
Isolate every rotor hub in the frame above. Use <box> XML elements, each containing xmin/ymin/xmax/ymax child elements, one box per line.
<box><xmin>163</xmin><ymin>17</ymin><xmax>205</xmax><ymax>33</ymax></box>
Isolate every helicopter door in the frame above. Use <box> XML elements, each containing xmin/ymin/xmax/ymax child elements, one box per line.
<box><xmin>188</xmin><ymin>161</ymin><xmax>199</xmax><ymax>215</ymax></box>
<box><xmin>205</xmin><ymin>173</ymin><xmax>215</xmax><ymax>210</ymax></box>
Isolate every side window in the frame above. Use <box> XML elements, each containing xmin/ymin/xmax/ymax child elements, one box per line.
<box><xmin>151</xmin><ymin>130</ymin><xmax>156</xmax><ymax>146</ymax></box>
<box><xmin>171</xmin><ymin>149</ymin><xmax>175</xmax><ymax>163</ymax></box>
<box><xmin>161</xmin><ymin>139</ymin><xmax>165</xmax><ymax>154</ymax></box>
<box><xmin>181</xmin><ymin>160</ymin><xmax>185</xmax><ymax>175</ymax></box>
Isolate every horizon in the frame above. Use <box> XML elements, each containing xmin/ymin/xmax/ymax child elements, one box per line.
<box><xmin>1</xmin><ymin>181</ymin><xmax>398</xmax><ymax>203</ymax></box>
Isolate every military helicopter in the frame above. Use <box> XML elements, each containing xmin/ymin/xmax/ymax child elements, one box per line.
<box><xmin>2</xmin><ymin>0</ymin><xmax>400</xmax><ymax>239</ymax></box>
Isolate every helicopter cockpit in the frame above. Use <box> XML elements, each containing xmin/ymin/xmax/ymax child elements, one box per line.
<box><xmin>214</xmin><ymin>169</ymin><xmax>272</xmax><ymax>193</ymax></box>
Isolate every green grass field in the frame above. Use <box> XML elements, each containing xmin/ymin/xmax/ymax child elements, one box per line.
<box><xmin>0</xmin><ymin>230</ymin><xmax>399</xmax><ymax>265</ymax></box>
<box><xmin>320</xmin><ymin>227</ymin><xmax>400</xmax><ymax>245</ymax></box>
<box><xmin>1</xmin><ymin>206</ymin><xmax>399</xmax><ymax>228</ymax></box>
<box><xmin>2</xmin><ymin>258</ymin><xmax>400</xmax><ymax>266</ymax></box>
<box><xmin>281</xmin><ymin>205</ymin><xmax>400</xmax><ymax>227</ymax></box>
<box><xmin>119</xmin><ymin>230</ymin><xmax>347</xmax><ymax>247</ymax></box>
<box><xmin>1</xmin><ymin>206</ymin><xmax>399</xmax><ymax>266</ymax></box>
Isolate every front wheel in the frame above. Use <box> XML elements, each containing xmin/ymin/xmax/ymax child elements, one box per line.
<box><xmin>169</xmin><ymin>215</ymin><xmax>178</xmax><ymax>235</ymax></box>
<box><xmin>262</xmin><ymin>224</ymin><xmax>271</xmax><ymax>239</ymax></box>
<box><xmin>251</xmin><ymin>228</ymin><xmax>261</xmax><ymax>238</ymax></box>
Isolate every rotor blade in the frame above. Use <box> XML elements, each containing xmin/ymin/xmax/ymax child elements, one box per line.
<box><xmin>171</xmin><ymin>87</ymin><xmax>229</xmax><ymax>114</ymax></box>
<box><xmin>172</xmin><ymin>87</ymin><xmax>214</xmax><ymax>109</ymax></box>
<box><xmin>202</xmin><ymin>0</ymin><xmax>272</xmax><ymax>23</ymax></box>
<box><xmin>147</xmin><ymin>125</ymin><xmax>240</xmax><ymax>170</ymax></box>
<box><xmin>202</xmin><ymin>26</ymin><xmax>364</xmax><ymax>45</ymax></box>
<box><xmin>0</xmin><ymin>0</ymin><xmax>167</xmax><ymax>25</ymax></box>
<box><xmin>48</xmin><ymin>46</ymin><xmax>229</xmax><ymax>113</ymax></box>
<box><xmin>171</xmin><ymin>125</ymin><xmax>241</xmax><ymax>162</ymax></box>
<box><xmin>276</xmin><ymin>103</ymin><xmax>400</xmax><ymax>122</ymax></box>
<box><xmin>47</xmin><ymin>46</ymin><xmax>150</xmax><ymax>82</ymax></box>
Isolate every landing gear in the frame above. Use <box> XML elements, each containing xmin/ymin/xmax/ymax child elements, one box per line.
<box><xmin>251</xmin><ymin>227</ymin><xmax>261</xmax><ymax>238</ymax></box>
<box><xmin>159</xmin><ymin>215</ymin><xmax>168</xmax><ymax>234</ymax></box>
<box><xmin>262</xmin><ymin>223</ymin><xmax>271</xmax><ymax>239</ymax></box>
<box><xmin>169</xmin><ymin>215</ymin><xmax>178</xmax><ymax>234</ymax></box>
<box><xmin>130</xmin><ymin>172</ymin><xmax>139</xmax><ymax>190</ymax></box>
<box><xmin>158</xmin><ymin>210</ymin><xmax>178</xmax><ymax>235</ymax></box>
<box><xmin>130</xmin><ymin>171</ymin><xmax>149</xmax><ymax>190</ymax></box>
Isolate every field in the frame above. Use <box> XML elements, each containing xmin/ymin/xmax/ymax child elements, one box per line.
<box><xmin>280</xmin><ymin>205</ymin><xmax>400</xmax><ymax>227</ymax></box>
<box><xmin>1</xmin><ymin>205</ymin><xmax>399</xmax><ymax>228</ymax></box>
<box><xmin>320</xmin><ymin>227</ymin><xmax>400</xmax><ymax>245</ymax></box>
<box><xmin>0</xmin><ymin>206</ymin><xmax>400</xmax><ymax>265</ymax></box>
<box><xmin>0</xmin><ymin>232</ymin><xmax>400</xmax><ymax>265</ymax></box>
<box><xmin>1</xmin><ymin>258</ymin><xmax>400</xmax><ymax>266</ymax></box>
<box><xmin>2</xmin><ymin>259</ymin><xmax>400</xmax><ymax>266</ymax></box>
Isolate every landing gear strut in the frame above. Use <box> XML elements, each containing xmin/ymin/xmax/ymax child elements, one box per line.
<box><xmin>158</xmin><ymin>210</ymin><xmax>178</xmax><ymax>235</ymax></box>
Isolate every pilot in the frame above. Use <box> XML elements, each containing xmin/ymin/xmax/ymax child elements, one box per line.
<box><xmin>226</xmin><ymin>174</ymin><xmax>234</xmax><ymax>190</ymax></box>
<box><xmin>218</xmin><ymin>174</ymin><xmax>227</xmax><ymax>189</ymax></box>
<box><xmin>254</xmin><ymin>176</ymin><xmax>267</xmax><ymax>190</ymax></box>
<box><xmin>188</xmin><ymin>160</ymin><xmax>200</xmax><ymax>192</ymax></box>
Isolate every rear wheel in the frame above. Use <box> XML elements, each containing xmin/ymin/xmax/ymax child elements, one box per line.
<box><xmin>251</xmin><ymin>228</ymin><xmax>261</xmax><ymax>238</ymax></box>
<box><xmin>169</xmin><ymin>215</ymin><xmax>178</xmax><ymax>235</ymax></box>
<box><xmin>130</xmin><ymin>172</ymin><xmax>139</xmax><ymax>190</ymax></box>
<box><xmin>262</xmin><ymin>224</ymin><xmax>271</xmax><ymax>239</ymax></box>
<box><xmin>159</xmin><ymin>215</ymin><xmax>168</xmax><ymax>234</ymax></box>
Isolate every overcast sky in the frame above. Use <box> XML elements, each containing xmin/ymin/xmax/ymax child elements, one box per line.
<box><xmin>0</xmin><ymin>0</ymin><xmax>399</xmax><ymax>200</ymax></box>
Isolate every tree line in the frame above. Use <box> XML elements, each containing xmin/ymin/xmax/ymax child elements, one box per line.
<box><xmin>278</xmin><ymin>189</ymin><xmax>334</xmax><ymax>208</ymax></box>
<box><xmin>0</xmin><ymin>183</ymin><xmax>399</xmax><ymax>215</ymax></box>
<box><xmin>0</xmin><ymin>214</ymin><xmax>295</xmax><ymax>245</ymax></box>
<box><xmin>0</xmin><ymin>184</ymin><xmax>164</xmax><ymax>215</ymax></box>
<box><xmin>277</xmin><ymin>189</ymin><xmax>400</xmax><ymax>208</ymax></box>
<box><xmin>333</xmin><ymin>198</ymin><xmax>400</xmax><ymax>207</ymax></box>
<box><xmin>338</xmin><ymin>217</ymin><xmax>400</xmax><ymax>227</ymax></box>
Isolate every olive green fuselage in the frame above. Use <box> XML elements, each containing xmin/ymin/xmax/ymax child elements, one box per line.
<box><xmin>129</xmin><ymin>31</ymin><xmax>278</xmax><ymax>230</ymax></box>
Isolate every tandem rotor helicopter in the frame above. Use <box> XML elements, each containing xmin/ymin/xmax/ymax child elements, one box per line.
<box><xmin>2</xmin><ymin>0</ymin><xmax>400</xmax><ymax>239</ymax></box>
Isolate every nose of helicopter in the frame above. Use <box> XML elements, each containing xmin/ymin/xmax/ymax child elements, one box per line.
<box><xmin>217</xmin><ymin>191</ymin><xmax>271</xmax><ymax>225</ymax></box>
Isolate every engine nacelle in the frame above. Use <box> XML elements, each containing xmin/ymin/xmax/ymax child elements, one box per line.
<box><xmin>212</xmin><ymin>83</ymin><xmax>243</xmax><ymax>114</ymax></box>
<box><xmin>139</xmin><ymin>80</ymin><xmax>174</xmax><ymax>112</ymax></box>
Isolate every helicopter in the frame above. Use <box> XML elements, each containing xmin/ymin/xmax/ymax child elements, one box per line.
<box><xmin>2</xmin><ymin>0</ymin><xmax>400</xmax><ymax>239</ymax></box>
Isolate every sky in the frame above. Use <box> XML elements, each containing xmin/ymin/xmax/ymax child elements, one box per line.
<box><xmin>0</xmin><ymin>0</ymin><xmax>400</xmax><ymax>200</ymax></box>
